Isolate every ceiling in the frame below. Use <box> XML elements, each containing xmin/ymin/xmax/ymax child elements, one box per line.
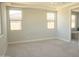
<box><xmin>72</xmin><ymin>7</ymin><xmax>79</xmax><ymax>12</ymax></box>
<box><xmin>14</xmin><ymin>2</ymin><xmax>76</xmax><ymax>7</ymax></box>
<box><xmin>6</xmin><ymin>2</ymin><xmax>77</xmax><ymax>10</ymax></box>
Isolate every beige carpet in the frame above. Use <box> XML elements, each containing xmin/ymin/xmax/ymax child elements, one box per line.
<box><xmin>5</xmin><ymin>39</ymin><xmax>79</xmax><ymax>57</ymax></box>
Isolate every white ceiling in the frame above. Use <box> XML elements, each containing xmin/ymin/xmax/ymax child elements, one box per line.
<box><xmin>13</xmin><ymin>2</ymin><xmax>73</xmax><ymax>8</ymax></box>
<box><xmin>7</xmin><ymin>2</ymin><xmax>77</xmax><ymax>10</ymax></box>
<box><xmin>72</xmin><ymin>7</ymin><xmax>79</xmax><ymax>12</ymax></box>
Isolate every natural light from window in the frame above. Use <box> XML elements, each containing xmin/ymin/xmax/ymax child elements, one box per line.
<box><xmin>71</xmin><ymin>15</ymin><xmax>76</xmax><ymax>28</ymax></box>
<box><xmin>47</xmin><ymin>22</ymin><xmax>54</xmax><ymax>29</ymax></box>
<box><xmin>10</xmin><ymin>21</ymin><xmax>22</xmax><ymax>30</ymax></box>
<box><xmin>47</xmin><ymin>12</ymin><xmax>55</xmax><ymax>29</ymax></box>
<box><xmin>47</xmin><ymin>13</ymin><xmax>55</xmax><ymax>20</ymax></box>
<box><xmin>9</xmin><ymin>9</ymin><xmax>22</xmax><ymax>30</ymax></box>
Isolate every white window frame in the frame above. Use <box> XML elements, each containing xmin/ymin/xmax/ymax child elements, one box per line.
<box><xmin>47</xmin><ymin>11</ymin><xmax>57</xmax><ymax>30</ymax></box>
<box><xmin>8</xmin><ymin>8</ymin><xmax>22</xmax><ymax>31</ymax></box>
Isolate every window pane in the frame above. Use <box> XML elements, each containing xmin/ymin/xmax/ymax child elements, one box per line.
<box><xmin>9</xmin><ymin>10</ymin><xmax>22</xmax><ymax>20</ymax></box>
<box><xmin>47</xmin><ymin>22</ymin><xmax>54</xmax><ymax>29</ymax></box>
<box><xmin>10</xmin><ymin>21</ymin><xmax>22</xmax><ymax>30</ymax></box>
<box><xmin>72</xmin><ymin>15</ymin><xmax>76</xmax><ymax>20</ymax></box>
<box><xmin>47</xmin><ymin>12</ymin><xmax>55</xmax><ymax>20</ymax></box>
<box><xmin>71</xmin><ymin>15</ymin><xmax>76</xmax><ymax>28</ymax></box>
<box><xmin>72</xmin><ymin>22</ymin><xmax>75</xmax><ymax>28</ymax></box>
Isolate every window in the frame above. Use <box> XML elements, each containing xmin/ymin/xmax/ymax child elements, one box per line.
<box><xmin>71</xmin><ymin>15</ymin><xmax>76</xmax><ymax>28</ymax></box>
<box><xmin>9</xmin><ymin>9</ymin><xmax>22</xmax><ymax>30</ymax></box>
<box><xmin>47</xmin><ymin>12</ymin><xmax>56</xmax><ymax>29</ymax></box>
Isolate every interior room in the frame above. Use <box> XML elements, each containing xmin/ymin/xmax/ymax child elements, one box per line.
<box><xmin>0</xmin><ymin>2</ymin><xmax>79</xmax><ymax>57</ymax></box>
<box><xmin>71</xmin><ymin>8</ymin><xmax>79</xmax><ymax>43</ymax></box>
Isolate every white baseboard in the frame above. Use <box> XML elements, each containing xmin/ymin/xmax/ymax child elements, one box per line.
<box><xmin>8</xmin><ymin>37</ymin><xmax>70</xmax><ymax>44</ymax></box>
<box><xmin>57</xmin><ymin>37</ymin><xmax>71</xmax><ymax>42</ymax></box>
<box><xmin>8</xmin><ymin>37</ymin><xmax>57</xmax><ymax>44</ymax></box>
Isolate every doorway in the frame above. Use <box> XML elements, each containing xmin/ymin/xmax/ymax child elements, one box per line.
<box><xmin>71</xmin><ymin>7</ymin><xmax>79</xmax><ymax>44</ymax></box>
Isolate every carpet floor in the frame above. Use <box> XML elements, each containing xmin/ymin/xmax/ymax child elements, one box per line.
<box><xmin>5</xmin><ymin>39</ymin><xmax>79</xmax><ymax>57</ymax></box>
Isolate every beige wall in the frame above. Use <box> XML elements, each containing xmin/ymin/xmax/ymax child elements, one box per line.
<box><xmin>7</xmin><ymin>8</ymin><xmax>57</xmax><ymax>42</ymax></box>
<box><xmin>0</xmin><ymin>35</ymin><xmax>7</xmax><ymax>56</ymax></box>
<box><xmin>0</xmin><ymin>4</ymin><xmax>1</xmax><ymax>34</ymax></box>
<box><xmin>0</xmin><ymin>3</ymin><xmax>7</xmax><ymax>56</ymax></box>
<box><xmin>57</xmin><ymin>7</ymin><xmax>71</xmax><ymax>41</ymax></box>
<box><xmin>7</xmin><ymin>3</ymin><xmax>79</xmax><ymax>43</ymax></box>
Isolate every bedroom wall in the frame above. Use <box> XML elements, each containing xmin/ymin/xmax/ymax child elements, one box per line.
<box><xmin>57</xmin><ymin>3</ymin><xmax>79</xmax><ymax>42</ymax></box>
<box><xmin>71</xmin><ymin>12</ymin><xmax>79</xmax><ymax>29</ymax></box>
<box><xmin>0</xmin><ymin>3</ymin><xmax>7</xmax><ymax>56</ymax></box>
<box><xmin>57</xmin><ymin>7</ymin><xmax>71</xmax><ymax>41</ymax></box>
<box><xmin>7</xmin><ymin>3</ymin><xmax>79</xmax><ymax>43</ymax></box>
<box><xmin>7</xmin><ymin>8</ymin><xmax>57</xmax><ymax>42</ymax></box>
